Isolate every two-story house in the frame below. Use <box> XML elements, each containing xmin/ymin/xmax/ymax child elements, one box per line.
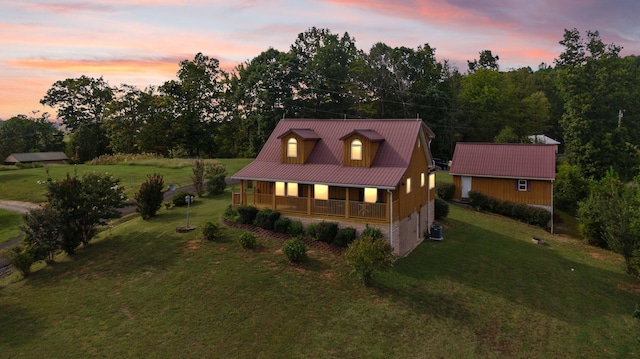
<box><xmin>231</xmin><ymin>118</ymin><xmax>437</xmax><ymax>256</ymax></box>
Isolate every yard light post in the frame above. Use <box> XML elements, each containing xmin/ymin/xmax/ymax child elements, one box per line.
<box><xmin>185</xmin><ymin>195</ymin><xmax>195</xmax><ymax>228</ymax></box>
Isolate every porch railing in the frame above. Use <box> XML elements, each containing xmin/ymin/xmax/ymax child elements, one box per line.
<box><xmin>232</xmin><ymin>193</ymin><xmax>394</xmax><ymax>222</ymax></box>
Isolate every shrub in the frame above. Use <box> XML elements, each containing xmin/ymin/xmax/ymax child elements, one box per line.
<box><xmin>315</xmin><ymin>221</ymin><xmax>339</xmax><ymax>243</ymax></box>
<box><xmin>223</xmin><ymin>205</ymin><xmax>239</xmax><ymax>222</ymax></box>
<box><xmin>334</xmin><ymin>227</ymin><xmax>357</xmax><ymax>247</ymax></box>
<box><xmin>254</xmin><ymin>208</ymin><xmax>281</xmax><ymax>230</ymax></box>
<box><xmin>22</xmin><ymin>205</ymin><xmax>61</xmax><ymax>264</ymax></box>
<box><xmin>205</xmin><ymin>163</ymin><xmax>228</xmax><ymax>196</ymax></box>
<box><xmin>288</xmin><ymin>220</ymin><xmax>305</xmax><ymax>237</ymax></box>
<box><xmin>273</xmin><ymin>216</ymin><xmax>292</xmax><ymax>234</ymax></box>
<box><xmin>343</xmin><ymin>236</ymin><xmax>396</xmax><ymax>286</ymax></box>
<box><xmin>172</xmin><ymin>190</ymin><xmax>195</xmax><ymax>207</ymax></box>
<box><xmin>202</xmin><ymin>222</ymin><xmax>221</xmax><ymax>241</ymax></box>
<box><xmin>306</xmin><ymin>222</ymin><xmax>319</xmax><ymax>239</ymax></box>
<box><xmin>135</xmin><ymin>173</ymin><xmax>165</xmax><ymax>219</ymax></box>
<box><xmin>283</xmin><ymin>239</ymin><xmax>307</xmax><ymax>263</ymax></box>
<box><xmin>3</xmin><ymin>245</ymin><xmax>35</xmax><ymax>278</ymax></box>
<box><xmin>237</xmin><ymin>205</ymin><xmax>258</xmax><ymax>224</ymax></box>
<box><xmin>436</xmin><ymin>182</ymin><xmax>456</xmax><ymax>201</ymax></box>
<box><xmin>361</xmin><ymin>224</ymin><xmax>383</xmax><ymax>239</ymax></box>
<box><xmin>434</xmin><ymin>198</ymin><xmax>450</xmax><ymax>219</ymax></box>
<box><xmin>468</xmin><ymin>190</ymin><xmax>551</xmax><ymax>228</ymax></box>
<box><xmin>238</xmin><ymin>232</ymin><xmax>257</xmax><ymax>249</ymax></box>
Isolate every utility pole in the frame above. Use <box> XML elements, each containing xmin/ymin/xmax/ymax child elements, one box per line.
<box><xmin>618</xmin><ymin>109</ymin><xmax>624</xmax><ymax>127</ymax></box>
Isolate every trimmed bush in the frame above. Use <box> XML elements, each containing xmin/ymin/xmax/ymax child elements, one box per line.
<box><xmin>436</xmin><ymin>182</ymin><xmax>456</xmax><ymax>201</ymax></box>
<box><xmin>254</xmin><ymin>208</ymin><xmax>281</xmax><ymax>230</ymax></box>
<box><xmin>205</xmin><ymin>163</ymin><xmax>228</xmax><ymax>196</ymax></box>
<box><xmin>223</xmin><ymin>205</ymin><xmax>239</xmax><ymax>222</ymax></box>
<box><xmin>361</xmin><ymin>224</ymin><xmax>383</xmax><ymax>239</ymax></box>
<box><xmin>172</xmin><ymin>190</ymin><xmax>195</xmax><ymax>207</ymax></box>
<box><xmin>288</xmin><ymin>220</ymin><xmax>305</xmax><ymax>237</ymax></box>
<box><xmin>434</xmin><ymin>198</ymin><xmax>449</xmax><ymax>219</ymax></box>
<box><xmin>202</xmin><ymin>222</ymin><xmax>221</xmax><ymax>241</ymax></box>
<box><xmin>334</xmin><ymin>227</ymin><xmax>357</xmax><ymax>247</ymax></box>
<box><xmin>237</xmin><ymin>205</ymin><xmax>258</xmax><ymax>224</ymax></box>
<box><xmin>273</xmin><ymin>216</ymin><xmax>292</xmax><ymax>234</ymax></box>
<box><xmin>135</xmin><ymin>173</ymin><xmax>165</xmax><ymax>219</ymax></box>
<box><xmin>283</xmin><ymin>238</ymin><xmax>307</xmax><ymax>263</ymax></box>
<box><xmin>306</xmin><ymin>222</ymin><xmax>319</xmax><ymax>239</ymax></box>
<box><xmin>315</xmin><ymin>221</ymin><xmax>339</xmax><ymax>243</ymax></box>
<box><xmin>3</xmin><ymin>245</ymin><xmax>35</xmax><ymax>278</ymax></box>
<box><xmin>238</xmin><ymin>232</ymin><xmax>257</xmax><ymax>249</ymax></box>
<box><xmin>343</xmin><ymin>236</ymin><xmax>396</xmax><ymax>286</ymax></box>
<box><xmin>468</xmin><ymin>190</ymin><xmax>551</xmax><ymax>228</ymax></box>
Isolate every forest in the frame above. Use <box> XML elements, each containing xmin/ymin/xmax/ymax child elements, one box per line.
<box><xmin>1</xmin><ymin>27</ymin><xmax>639</xmax><ymax>181</ymax></box>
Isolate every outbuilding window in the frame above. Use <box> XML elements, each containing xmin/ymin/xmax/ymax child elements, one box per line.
<box><xmin>517</xmin><ymin>179</ymin><xmax>528</xmax><ymax>191</ymax></box>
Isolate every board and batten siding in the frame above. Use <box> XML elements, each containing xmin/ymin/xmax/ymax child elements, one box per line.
<box><xmin>453</xmin><ymin>176</ymin><xmax>552</xmax><ymax>206</ymax></box>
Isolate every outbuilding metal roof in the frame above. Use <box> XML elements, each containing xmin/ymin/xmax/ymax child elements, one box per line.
<box><xmin>449</xmin><ymin>143</ymin><xmax>556</xmax><ymax>180</ymax></box>
<box><xmin>232</xmin><ymin>119</ymin><xmax>434</xmax><ymax>189</ymax></box>
<box><xmin>4</xmin><ymin>152</ymin><xmax>68</xmax><ymax>164</ymax></box>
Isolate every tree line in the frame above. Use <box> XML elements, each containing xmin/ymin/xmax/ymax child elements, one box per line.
<box><xmin>2</xmin><ymin>27</ymin><xmax>639</xmax><ymax>180</ymax></box>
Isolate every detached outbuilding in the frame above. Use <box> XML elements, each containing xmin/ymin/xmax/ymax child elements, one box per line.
<box><xmin>4</xmin><ymin>152</ymin><xmax>68</xmax><ymax>165</ymax></box>
<box><xmin>449</xmin><ymin>143</ymin><xmax>556</xmax><ymax>213</ymax></box>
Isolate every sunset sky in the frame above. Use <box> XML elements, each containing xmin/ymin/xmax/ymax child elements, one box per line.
<box><xmin>1</xmin><ymin>0</ymin><xmax>639</xmax><ymax>120</ymax></box>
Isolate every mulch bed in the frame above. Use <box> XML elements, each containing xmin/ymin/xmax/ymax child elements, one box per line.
<box><xmin>222</xmin><ymin>219</ymin><xmax>345</xmax><ymax>256</ymax></box>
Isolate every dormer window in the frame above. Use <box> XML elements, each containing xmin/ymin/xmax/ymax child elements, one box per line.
<box><xmin>287</xmin><ymin>138</ymin><xmax>298</xmax><ymax>158</ymax></box>
<box><xmin>351</xmin><ymin>139</ymin><xmax>362</xmax><ymax>160</ymax></box>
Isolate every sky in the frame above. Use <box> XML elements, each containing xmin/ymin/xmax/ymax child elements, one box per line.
<box><xmin>1</xmin><ymin>0</ymin><xmax>639</xmax><ymax>120</ymax></box>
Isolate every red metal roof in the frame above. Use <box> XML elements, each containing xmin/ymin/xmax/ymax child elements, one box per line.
<box><xmin>449</xmin><ymin>143</ymin><xmax>556</xmax><ymax>180</ymax></box>
<box><xmin>277</xmin><ymin>128</ymin><xmax>320</xmax><ymax>140</ymax></box>
<box><xmin>232</xmin><ymin>119</ymin><xmax>434</xmax><ymax>189</ymax></box>
<box><xmin>339</xmin><ymin>129</ymin><xmax>384</xmax><ymax>142</ymax></box>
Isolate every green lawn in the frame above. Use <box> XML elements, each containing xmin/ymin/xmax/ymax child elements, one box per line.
<box><xmin>0</xmin><ymin>158</ymin><xmax>253</xmax><ymax>203</ymax></box>
<box><xmin>1</xmin><ymin>189</ymin><xmax>638</xmax><ymax>358</ymax></box>
<box><xmin>0</xmin><ymin>209</ymin><xmax>23</xmax><ymax>245</ymax></box>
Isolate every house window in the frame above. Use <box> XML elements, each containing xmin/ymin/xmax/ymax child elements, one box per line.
<box><xmin>421</xmin><ymin>172</ymin><xmax>425</xmax><ymax>187</ymax></box>
<box><xmin>364</xmin><ymin>187</ymin><xmax>377</xmax><ymax>203</ymax></box>
<box><xmin>275</xmin><ymin>182</ymin><xmax>286</xmax><ymax>196</ymax></box>
<box><xmin>314</xmin><ymin>184</ymin><xmax>328</xmax><ymax>200</ymax></box>
<box><xmin>351</xmin><ymin>139</ymin><xmax>362</xmax><ymax>160</ymax></box>
<box><xmin>287</xmin><ymin>182</ymin><xmax>298</xmax><ymax>197</ymax></box>
<box><xmin>406</xmin><ymin>177</ymin><xmax>412</xmax><ymax>194</ymax></box>
<box><xmin>287</xmin><ymin>138</ymin><xmax>297</xmax><ymax>158</ymax></box>
<box><xmin>429</xmin><ymin>173</ymin><xmax>436</xmax><ymax>190</ymax></box>
<box><xmin>517</xmin><ymin>179</ymin><xmax>528</xmax><ymax>191</ymax></box>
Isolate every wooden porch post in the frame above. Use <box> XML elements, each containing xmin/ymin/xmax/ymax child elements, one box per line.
<box><xmin>272</xmin><ymin>182</ymin><xmax>276</xmax><ymax>210</ymax></box>
<box><xmin>307</xmin><ymin>185</ymin><xmax>312</xmax><ymax>215</ymax></box>
<box><xmin>240</xmin><ymin>180</ymin><xmax>245</xmax><ymax>205</ymax></box>
<box><xmin>345</xmin><ymin>188</ymin><xmax>350</xmax><ymax>219</ymax></box>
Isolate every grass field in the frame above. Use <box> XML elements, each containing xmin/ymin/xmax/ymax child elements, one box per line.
<box><xmin>0</xmin><ymin>209</ymin><xmax>23</xmax><ymax>245</ymax></box>
<box><xmin>1</xmin><ymin>183</ymin><xmax>639</xmax><ymax>357</ymax></box>
<box><xmin>0</xmin><ymin>158</ymin><xmax>253</xmax><ymax>203</ymax></box>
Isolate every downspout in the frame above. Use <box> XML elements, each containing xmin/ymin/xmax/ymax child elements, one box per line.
<box><xmin>387</xmin><ymin>189</ymin><xmax>393</xmax><ymax>248</ymax></box>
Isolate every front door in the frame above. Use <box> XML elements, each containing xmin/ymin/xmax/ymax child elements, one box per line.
<box><xmin>461</xmin><ymin>176</ymin><xmax>472</xmax><ymax>198</ymax></box>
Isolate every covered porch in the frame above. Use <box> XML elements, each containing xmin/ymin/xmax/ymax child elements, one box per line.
<box><xmin>232</xmin><ymin>180</ymin><xmax>399</xmax><ymax>224</ymax></box>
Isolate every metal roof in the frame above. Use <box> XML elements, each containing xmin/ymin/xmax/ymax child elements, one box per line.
<box><xmin>528</xmin><ymin>134</ymin><xmax>561</xmax><ymax>145</ymax></box>
<box><xmin>449</xmin><ymin>143</ymin><xmax>556</xmax><ymax>180</ymax></box>
<box><xmin>339</xmin><ymin>129</ymin><xmax>384</xmax><ymax>142</ymax></box>
<box><xmin>4</xmin><ymin>152</ymin><xmax>68</xmax><ymax>163</ymax></box>
<box><xmin>232</xmin><ymin>119</ymin><xmax>434</xmax><ymax>189</ymax></box>
<box><xmin>277</xmin><ymin>128</ymin><xmax>321</xmax><ymax>140</ymax></box>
